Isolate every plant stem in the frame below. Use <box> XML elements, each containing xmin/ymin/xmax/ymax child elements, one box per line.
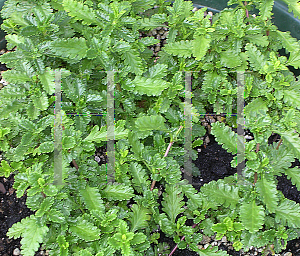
<box><xmin>276</xmin><ymin>139</ymin><xmax>282</xmax><ymax>150</ymax></box>
<box><xmin>150</xmin><ymin>126</ymin><xmax>183</xmax><ymax>191</ymax></box>
<box><xmin>168</xmin><ymin>223</ymin><xmax>199</xmax><ymax>256</ymax></box>
<box><xmin>253</xmin><ymin>143</ymin><xmax>260</xmax><ymax>186</ymax></box>
<box><xmin>244</xmin><ymin>1</ymin><xmax>249</xmax><ymax>18</ymax></box>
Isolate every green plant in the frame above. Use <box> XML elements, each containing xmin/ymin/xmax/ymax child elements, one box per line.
<box><xmin>0</xmin><ymin>0</ymin><xmax>300</xmax><ymax>255</ymax></box>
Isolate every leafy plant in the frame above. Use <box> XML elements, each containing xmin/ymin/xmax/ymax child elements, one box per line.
<box><xmin>0</xmin><ymin>0</ymin><xmax>300</xmax><ymax>255</ymax></box>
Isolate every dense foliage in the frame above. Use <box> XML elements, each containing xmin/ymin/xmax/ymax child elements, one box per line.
<box><xmin>0</xmin><ymin>0</ymin><xmax>300</xmax><ymax>255</ymax></box>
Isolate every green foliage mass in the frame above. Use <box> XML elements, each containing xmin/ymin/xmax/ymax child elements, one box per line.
<box><xmin>0</xmin><ymin>0</ymin><xmax>300</xmax><ymax>255</ymax></box>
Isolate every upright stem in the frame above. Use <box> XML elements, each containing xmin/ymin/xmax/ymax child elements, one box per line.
<box><xmin>253</xmin><ymin>143</ymin><xmax>260</xmax><ymax>186</ymax></box>
<box><xmin>169</xmin><ymin>223</ymin><xmax>199</xmax><ymax>256</ymax></box>
<box><xmin>276</xmin><ymin>139</ymin><xmax>282</xmax><ymax>150</ymax></box>
<box><xmin>150</xmin><ymin>126</ymin><xmax>183</xmax><ymax>191</ymax></box>
<box><xmin>244</xmin><ymin>1</ymin><xmax>249</xmax><ymax>18</ymax></box>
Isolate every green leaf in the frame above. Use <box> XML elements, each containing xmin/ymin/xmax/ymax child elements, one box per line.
<box><xmin>130</xmin><ymin>162</ymin><xmax>149</xmax><ymax>194</ymax></box>
<box><xmin>47</xmin><ymin>37</ymin><xmax>88</xmax><ymax>63</ymax></box>
<box><xmin>147</xmin><ymin>64</ymin><xmax>168</xmax><ymax>79</ymax></box>
<box><xmin>192</xmin><ymin>35</ymin><xmax>211</xmax><ymax>60</ymax></box>
<box><xmin>80</xmin><ymin>186</ymin><xmax>105</xmax><ymax>214</ymax></box>
<box><xmin>84</xmin><ymin>124</ymin><xmax>128</xmax><ymax>142</ymax></box>
<box><xmin>62</xmin><ymin>136</ymin><xmax>76</xmax><ymax>150</ymax></box>
<box><xmin>285</xmin><ymin>167</ymin><xmax>300</xmax><ymax>191</ymax></box>
<box><xmin>281</xmin><ymin>0</ymin><xmax>300</xmax><ymax>19</ymax></box>
<box><xmin>0</xmin><ymin>160</ymin><xmax>13</xmax><ymax>178</ymax></box>
<box><xmin>276</xmin><ymin>30</ymin><xmax>300</xmax><ymax>53</ymax></box>
<box><xmin>31</xmin><ymin>92</ymin><xmax>49</xmax><ymax>111</ymax></box>
<box><xmin>282</xmin><ymin>88</ymin><xmax>300</xmax><ymax>109</ymax></box>
<box><xmin>132</xmin><ymin>76</ymin><xmax>170</xmax><ymax>96</ymax></box>
<box><xmin>220</xmin><ymin>50</ymin><xmax>242</xmax><ymax>68</ymax></box>
<box><xmin>255</xmin><ymin>175</ymin><xmax>279</xmax><ymax>213</ymax></box>
<box><xmin>135</xmin><ymin>115</ymin><xmax>168</xmax><ymax>131</ymax></box>
<box><xmin>180</xmin><ymin>181</ymin><xmax>202</xmax><ymax>210</ymax></box>
<box><xmin>39</xmin><ymin>67</ymin><xmax>55</xmax><ymax>95</ymax></box>
<box><xmin>161</xmin><ymin>185</ymin><xmax>185</xmax><ymax>223</ymax></box>
<box><xmin>57</xmin><ymin>235</ymin><xmax>69</xmax><ymax>256</ymax></box>
<box><xmin>102</xmin><ymin>184</ymin><xmax>135</xmax><ymax>201</ymax></box>
<box><xmin>200</xmin><ymin>180</ymin><xmax>240</xmax><ymax>208</ymax></box>
<box><xmin>38</xmin><ymin>141</ymin><xmax>54</xmax><ymax>154</ymax></box>
<box><xmin>121</xmin><ymin>49</ymin><xmax>144</xmax><ymax>75</ymax></box>
<box><xmin>69</xmin><ymin>218</ymin><xmax>100</xmax><ymax>241</ymax></box>
<box><xmin>245</xmin><ymin>43</ymin><xmax>266</xmax><ymax>72</ymax></box>
<box><xmin>129</xmin><ymin>204</ymin><xmax>151</xmax><ymax>232</ymax></box>
<box><xmin>48</xmin><ymin>209</ymin><xmax>65</xmax><ymax>223</ymax></box>
<box><xmin>244</xmin><ymin>98</ymin><xmax>268</xmax><ymax>116</ymax></box>
<box><xmin>275</xmin><ymin>198</ymin><xmax>300</xmax><ymax>228</ymax></box>
<box><xmin>287</xmin><ymin>50</ymin><xmax>300</xmax><ymax>68</ymax></box>
<box><xmin>163</xmin><ymin>40</ymin><xmax>193</xmax><ymax>58</ymax></box>
<box><xmin>62</xmin><ymin>0</ymin><xmax>98</xmax><ymax>25</ymax></box>
<box><xmin>35</xmin><ymin>197</ymin><xmax>55</xmax><ymax>217</ymax></box>
<box><xmin>240</xmin><ymin>200</ymin><xmax>265</xmax><ymax>233</ymax></box>
<box><xmin>279</xmin><ymin>130</ymin><xmax>300</xmax><ymax>159</ymax></box>
<box><xmin>211</xmin><ymin>122</ymin><xmax>238</xmax><ymax>154</ymax></box>
<box><xmin>244</xmin><ymin>34</ymin><xmax>269</xmax><ymax>47</ymax></box>
<box><xmin>7</xmin><ymin>215</ymin><xmax>48</xmax><ymax>256</ymax></box>
<box><xmin>2</xmin><ymin>70</ymin><xmax>31</xmax><ymax>83</ymax></box>
<box><xmin>258</xmin><ymin>0</ymin><xmax>274</xmax><ymax>20</ymax></box>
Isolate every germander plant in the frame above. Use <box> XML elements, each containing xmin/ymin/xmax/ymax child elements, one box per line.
<box><xmin>0</xmin><ymin>0</ymin><xmax>300</xmax><ymax>255</ymax></box>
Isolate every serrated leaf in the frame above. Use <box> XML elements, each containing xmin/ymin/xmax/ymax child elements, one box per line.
<box><xmin>240</xmin><ymin>200</ymin><xmax>265</xmax><ymax>233</ymax></box>
<box><xmin>7</xmin><ymin>215</ymin><xmax>48</xmax><ymax>256</ymax></box>
<box><xmin>161</xmin><ymin>185</ymin><xmax>185</xmax><ymax>223</ymax></box>
<box><xmin>132</xmin><ymin>76</ymin><xmax>170</xmax><ymax>96</ymax></box>
<box><xmin>38</xmin><ymin>141</ymin><xmax>54</xmax><ymax>154</ymax></box>
<box><xmin>275</xmin><ymin>198</ymin><xmax>300</xmax><ymax>228</ymax></box>
<box><xmin>62</xmin><ymin>136</ymin><xmax>76</xmax><ymax>150</ymax></box>
<box><xmin>211</xmin><ymin>122</ymin><xmax>238</xmax><ymax>154</ymax></box>
<box><xmin>32</xmin><ymin>92</ymin><xmax>49</xmax><ymax>111</ymax></box>
<box><xmin>244</xmin><ymin>34</ymin><xmax>269</xmax><ymax>47</ymax></box>
<box><xmin>255</xmin><ymin>175</ymin><xmax>279</xmax><ymax>213</ymax></box>
<box><xmin>281</xmin><ymin>0</ymin><xmax>300</xmax><ymax>19</ymax></box>
<box><xmin>287</xmin><ymin>50</ymin><xmax>300</xmax><ymax>68</ymax></box>
<box><xmin>200</xmin><ymin>180</ymin><xmax>240</xmax><ymax>208</ymax></box>
<box><xmin>135</xmin><ymin>115</ymin><xmax>167</xmax><ymax>131</ymax></box>
<box><xmin>244</xmin><ymin>97</ymin><xmax>268</xmax><ymax>115</ymax></box>
<box><xmin>258</xmin><ymin>0</ymin><xmax>274</xmax><ymax>20</ymax></box>
<box><xmin>102</xmin><ymin>184</ymin><xmax>135</xmax><ymax>201</ymax></box>
<box><xmin>130</xmin><ymin>162</ymin><xmax>149</xmax><ymax>193</ymax></box>
<box><xmin>279</xmin><ymin>130</ymin><xmax>300</xmax><ymax>159</ymax></box>
<box><xmin>163</xmin><ymin>40</ymin><xmax>193</xmax><ymax>58</ymax></box>
<box><xmin>0</xmin><ymin>160</ymin><xmax>12</xmax><ymax>178</ymax></box>
<box><xmin>39</xmin><ymin>67</ymin><xmax>55</xmax><ymax>95</ymax></box>
<box><xmin>147</xmin><ymin>64</ymin><xmax>168</xmax><ymax>79</ymax></box>
<box><xmin>35</xmin><ymin>197</ymin><xmax>55</xmax><ymax>217</ymax></box>
<box><xmin>48</xmin><ymin>209</ymin><xmax>65</xmax><ymax>223</ymax></box>
<box><xmin>80</xmin><ymin>186</ymin><xmax>105</xmax><ymax>214</ymax></box>
<box><xmin>180</xmin><ymin>181</ymin><xmax>202</xmax><ymax>210</ymax></box>
<box><xmin>48</xmin><ymin>37</ymin><xmax>88</xmax><ymax>63</ymax></box>
<box><xmin>62</xmin><ymin>0</ymin><xmax>98</xmax><ymax>25</ymax></box>
<box><xmin>285</xmin><ymin>167</ymin><xmax>300</xmax><ymax>191</ymax></box>
<box><xmin>245</xmin><ymin>43</ymin><xmax>266</xmax><ymax>72</ymax></box>
<box><xmin>192</xmin><ymin>35</ymin><xmax>211</xmax><ymax>60</ymax></box>
<box><xmin>282</xmin><ymin>88</ymin><xmax>300</xmax><ymax>109</ymax></box>
<box><xmin>121</xmin><ymin>49</ymin><xmax>144</xmax><ymax>75</ymax></box>
<box><xmin>69</xmin><ymin>218</ymin><xmax>100</xmax><ymax>241</ymax></box>
<box><xmin>220</xmin><ymin>50</ymin><xmax>242</xmax><ymax>68</ymax></box>
<box><xmin>2</xmin><ymin>70</ymin><xmax>31</xmax><ymax>83</ymax></box>
<box><xmin>276</xmin><ymin>30</ymin><xmax>300</xmax><ymax>53</ymax></box>
<box><xmin>129</xmin><ymin>204</ymin><xmax>151</xmax><ymax>232</ymax></box>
